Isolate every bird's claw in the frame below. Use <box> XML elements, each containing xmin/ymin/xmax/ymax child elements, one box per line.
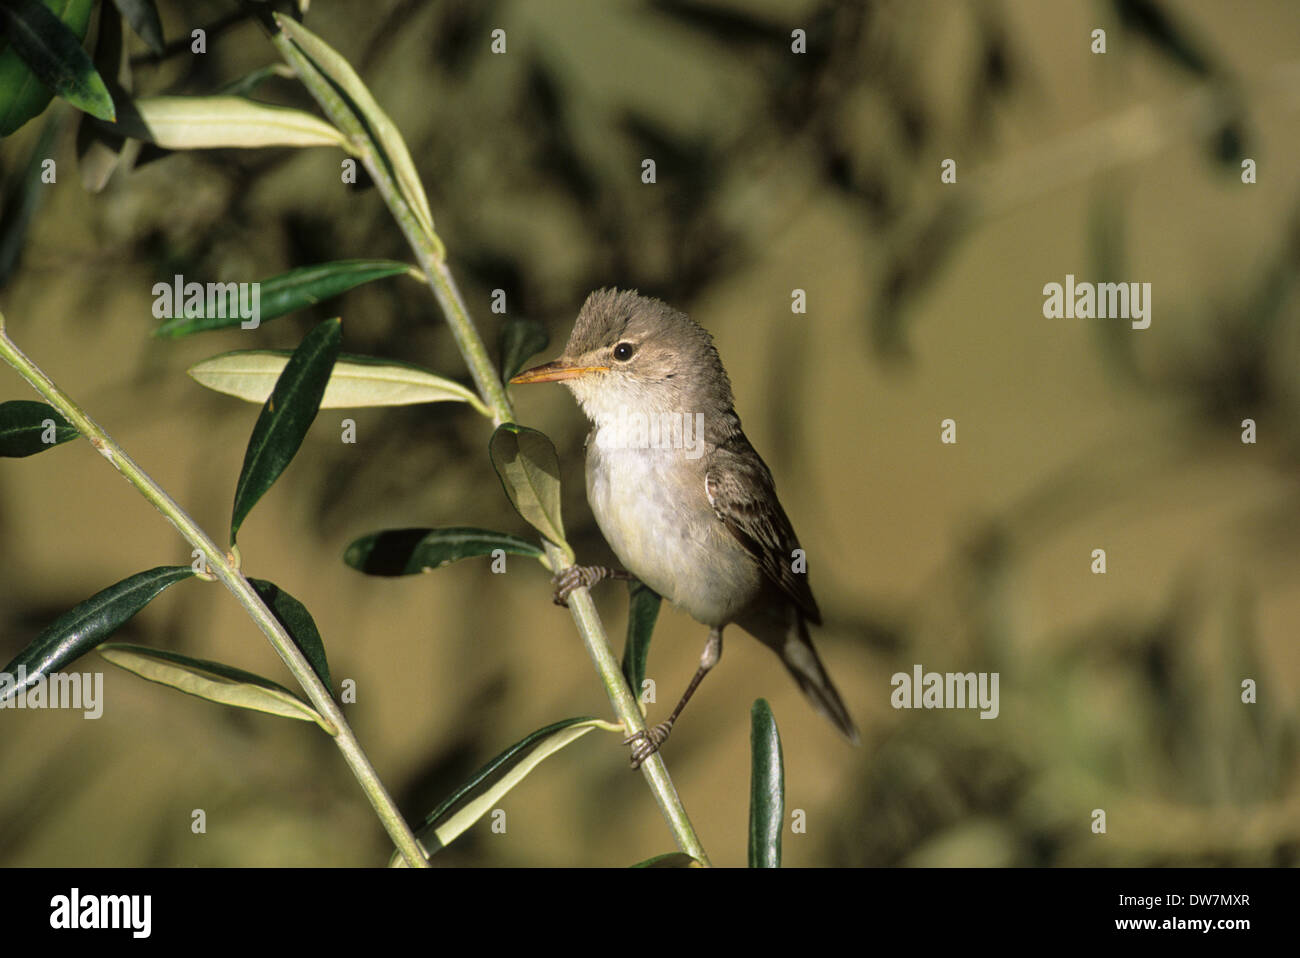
<box><xmin>552</xmin><ymin>565</ymin><xmax>632</xmax><ymax>606</ymax></box>
<box><xmin>551</xmin><ymin>566</ymin><xmax>585</xmax><ymax>607</ymax></box>
<box><xmin>623</xmin><ymin>721</ymin><xmax>674</xmax><ymax>769</ymax></box>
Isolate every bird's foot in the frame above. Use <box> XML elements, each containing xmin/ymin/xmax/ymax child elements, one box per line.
<box><xmin>551</xmin><ymin>565</ymin><xmax>633</xmax><ymax>607</ymax></box>
<box><xmin>624</xmin><ymin>720</ymin><xmax>674</xmax><ymax>769</ymax></box>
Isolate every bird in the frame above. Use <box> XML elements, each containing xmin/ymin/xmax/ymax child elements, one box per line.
<box><xmin>510</xmin><ymin>288</ymin><xmax>858</xmax><ymax>767</ymax></box>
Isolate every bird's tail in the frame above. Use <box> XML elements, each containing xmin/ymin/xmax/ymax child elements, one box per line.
<box><xmin>743</xmin><ymin>610</ymin><xmax>860</xmax><ymax>744</ymax></box>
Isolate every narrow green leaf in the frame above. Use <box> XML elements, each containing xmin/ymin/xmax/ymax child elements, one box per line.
<box><xmin>631</xmin><ymin>852</ymin><xmax>704</xmax><ymax>868</ymax></box>
<box><xmin>190</xmin><ymin>351</ymin><xmax>482</xmax><ymax>412</ymax></box>
<box><xmin>230</xmin><ymin>318</ymin><xmax>341</xmax><ymax>544</ymax></box>
<box><xmin>488</xmin><ymin>423</ymin><xmax>570</xmax><ymax>557</ymax></box>
<box><xmin>0</xmin><ymin>0</ymin><xmax>94</xmax><ymax>136</ymax></box>
<box><xmin>396</xmin><ymin>718</ymin><xmax>601</xmax><ymax>862</ymax></box>
<box><xmin>249</xmin><ymin>579</ymin><xmax>331</xmax><ymax>692</ymax></box>
<box><xmin>499</xmin><ymin>315</ymin><xmax>549</xmax><ymax>385</ymax></box>
<box><xmin>621</xmin><ymin>581</ymin><xmax>660</xmax><ymax>705</ymax></box>
<box><xmin>274</xmin><ymin>16</ymin><xmax>437</xmax><ymax>243</ymax></box>
<box><xmin>748</xmin><ymin>698</ymin><xmax>784</xmax><ymax>868</ymax></box>
<box><xmin>153</xmin><ymin>259</ymin><xmax>413</xmax><ymax>338</ymax></box>
<box><xmin>108</xmin><ymin>0</ymin><xmax>163</xmax><ymax>56</ymax></box>
<box><xmin>0</xmin><ymin>566</ymin><xmax>193</xmax><ymax>705</ymax></box>
<box><xmin>98</xmin><ymin>643</ymin><xmax>329</xmax><ymax>730</ymax></box>
<box><xmin>0</xmin><ymin>400</ymin><xmax>77</xmax><ymax>457</ymax></box>
<box><xmin>343</xmin><ymin>527</ymin><xmax>544</xmax><ymax>576</ymax></box>
<box><xmin>0</xmin><ymin>0</ymin><xmax>114</xmax><ymax>125</ymax></box>
<box><xmin>123</xmin><ymin>95</ymin><xmax>347</xmax><ymax>150</ymax></box>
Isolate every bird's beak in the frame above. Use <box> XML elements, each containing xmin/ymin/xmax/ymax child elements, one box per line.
<box><xmin>509</xmin><ymin>360</ymin><xmax>609</xmax><ymax>384</ymax></box>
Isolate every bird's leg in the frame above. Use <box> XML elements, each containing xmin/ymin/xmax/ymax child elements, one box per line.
<box><xmin>625</xmin><ymin>627</ymin><xmax>723</xmax><ymax>769</ymax></box>
<box><xmin>551</xmin><ymin>565</ymin><xmax>635</xmax><ymax>607</ymax></box>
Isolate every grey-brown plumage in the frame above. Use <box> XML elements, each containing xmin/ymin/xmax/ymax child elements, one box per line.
<box><xmin>511</xmin><ymin>288</ymin><xmax>858</xmax><ymax>763</ymax></box>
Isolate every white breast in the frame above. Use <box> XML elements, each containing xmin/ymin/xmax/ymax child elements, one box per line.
<box><xmin>585</xmin><ymin>433</ymin><xmax>762</xmax><ymax>627</ymax></box>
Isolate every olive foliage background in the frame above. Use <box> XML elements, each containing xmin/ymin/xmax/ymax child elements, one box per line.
<box><xmin>1</xmin><ymin>0</ymin><xmax>1298</xmax><ymax>866</ymax></box>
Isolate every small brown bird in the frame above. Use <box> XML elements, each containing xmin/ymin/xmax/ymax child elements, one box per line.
<box><xmin>511</xmin><ymin>289</ymin><xmax>857</xmax><ymax>766</ymax></box>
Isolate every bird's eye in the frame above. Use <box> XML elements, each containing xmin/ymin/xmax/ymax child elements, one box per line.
<box><xmin>612</xmin><ymin>342</ymin><xmax>637</xmax><ymax>361</ymax></box>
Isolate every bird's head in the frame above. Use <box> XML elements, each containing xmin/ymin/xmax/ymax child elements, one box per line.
<box><xmin>510</xmin><ymin>288</ymin><xmax>733</xmax><ymax>426</ymax></box>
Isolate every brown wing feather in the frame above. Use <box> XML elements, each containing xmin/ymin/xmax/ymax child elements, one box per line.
<box><xmin>705</xmin><ymin>432</ymin><xmax>821</xmax><ymax>624</ymax></box>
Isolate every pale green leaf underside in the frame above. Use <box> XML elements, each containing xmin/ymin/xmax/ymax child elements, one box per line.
<box><xmin>99</xmin><ymin>643</ymin><xmax>330</xmax><ymax>731</ymax></box>
<box><xmin>189</xmin><ymin>351</ymin><xmax>484</xmax><ymax>411</ymax></box>
<box><xmin>488</xmin><ymin>424</ymin><xmax>569</xmax><ymax>557</ymax></box>
<box><xmin>129</xmin><ymin>95</ymin><xmax>348</xmax><ymax>150</ymax></box>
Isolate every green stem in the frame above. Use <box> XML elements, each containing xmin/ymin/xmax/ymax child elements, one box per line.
<box><xmin>0</xmin><ymin>315</ymin><xmax>429</xmax><ymax>868</ymax></box>
<box><xmin>273</xmin><ymin>28</ymin><xmax>711</xmax><ymax>865</ymax></box>
<box><xmin>551</xmin><ymin>542</ymin><xmax>711</xmax><ymax>865</ymax></box>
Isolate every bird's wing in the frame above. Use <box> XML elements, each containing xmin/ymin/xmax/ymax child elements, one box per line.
<box><xmin>705</xmin><ymin>433</ymin><xmax>822</xmax><ymax>624</ymax></box>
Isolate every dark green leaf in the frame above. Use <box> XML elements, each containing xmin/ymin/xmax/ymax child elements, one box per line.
<box><xmin>0</xmin><ymin>0</ymin><xmax>92</xmax><ymax>136</ymax></box>
<box><xmin>230</xmin><ymin>318</ymin><xmax>341</xmax><ymax>543</ymax></box>
<box><xmin>0</xmin><ymin>566</ymin><xmax>193</xmax><ymax>705</ymax></box>
<box><xmin>153</xmin><ymin>260</ymin><xmax>413</xmax><ymax>338</ymax></box>
<box><xmin>621</xmin><ymin>581</ymin><xmax>660</xmax><ymax>703</ymax></box>
<box><xmin>0</xmin><ymin>400</ymin><xmax>77</xmax><ymax>456</ymax></box>
<box><xmin>108</xmin><ymin>0</ymin><xmax>163</xmax><ymax>56</ymax></box>
<box><xmin>405</xmin><ymin>717</ymin><xmax>600</xmax><ymax>859</ymax></box>
<box><xmin>0</xmin><ymin>0</ymin><xmax>114</xmax><ymax>130</ymax></box>
<box><xmin>249</xmin><ymin>579</ymin><xmax>331</xmax><ymax>691</ymax></box>
<box><xmin>488</xmin><ymin>423</ymin><xmax>569</xmax><ymax>556</ymax></box>
<box><xmin>98</xmin><ymin>643</ymin><xmax>329</xmax><ymax>729</ymax></box>
<box><xmin>499</xmin><ymin>315</ymin><xmax>549</xmax><ymax>384</ymax></box>
<box><xmin>631</xmin><ymin>852</ymin><xmax>703</xmax><ymax>868</ymax></box>
<box><xmin>748</xmin><ymin>698</ymin><xmax>784</xmax><ymax>868</ymax></box>
<box><xmin>343</xmin><ymin>527</ymin><xmax>543</xmax><ymax>576</ymax></box>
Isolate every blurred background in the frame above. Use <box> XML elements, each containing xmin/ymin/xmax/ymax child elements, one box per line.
<box><xmin>1</xmin><ymin>0</ymin><xmax>1299</xmax><ymax>867</ymax></box>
